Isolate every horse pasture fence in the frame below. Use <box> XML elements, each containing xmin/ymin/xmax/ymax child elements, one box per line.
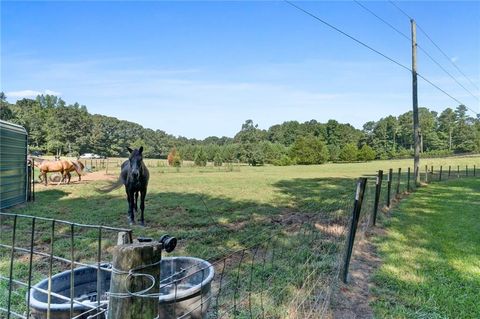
<box><xmin>1</xmin><ymin>161</ymin><xmax>478</xmax><ymax>318</ymax></box>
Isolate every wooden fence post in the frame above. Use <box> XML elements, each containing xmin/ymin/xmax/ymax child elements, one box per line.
<box><xmin>425</xmin><ymin>165</ymin><xmax>428</xmax><ymax>183</ymax></box>
<box><xmin>448</xmin><ymin>165</ymin><xmax>451</xmax><ymax>178</ymax></box>
<box><xmin>107</xmin><ymin>242</ymin><xmax>162</xmax><ymax>319</ymax></box>
<box><xmin>439</xmin><ymin>166</ymin><xmax>443</xmax><ymax>181</ymax></box>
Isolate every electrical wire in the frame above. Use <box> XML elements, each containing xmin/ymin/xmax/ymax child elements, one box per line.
<box><xmin>284</xmin><ymin>0</ymin><xmax>479</xmax><ymax>116</ymax></box>
<box><xmin>356</xmin><ymin>0</ymin><xmax>479</xmax><ymax>102</ymax></box>
<box><xmin>389</xmin><ymin>0</ymin><xmax>480</xmax><ymax>92</ymax></box>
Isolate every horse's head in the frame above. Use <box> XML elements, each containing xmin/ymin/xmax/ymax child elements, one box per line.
<box><xmin>127</xmin><ymin>146</ymin><xmax>144</xmax><ymax>179</ymax></box>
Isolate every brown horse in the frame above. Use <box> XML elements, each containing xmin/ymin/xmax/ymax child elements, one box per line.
<box><xmin>64</xmin><ymin>160</ymin><xmax>85</xmax><ymax>183</ymax></box>
<box><xmin>33</xmin><ymin>157</ymin><xmax>84</xmax><ymax>185</ymax></box>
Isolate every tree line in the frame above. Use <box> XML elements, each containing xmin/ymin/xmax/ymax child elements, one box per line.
<box><xmin>1</xmin><ymin>92</ymin><xmax>479</xmax><ymax>166</ymax></box>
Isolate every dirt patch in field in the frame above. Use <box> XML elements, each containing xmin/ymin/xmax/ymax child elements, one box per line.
<box><xmin>329</xmin><ymin>228</ymin><xmax>384</xmax><ymax>319</ymax></box>
<box><xmin>34</xmin><ymin>171</ymin><xmax>116</xmax><ymax>188</ymax></box>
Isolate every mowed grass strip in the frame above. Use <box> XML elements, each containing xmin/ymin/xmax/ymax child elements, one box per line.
<box><xmin>372</xmin><ymin>178</ymin><xmax>480</xmax><ymax>318</ymax></box>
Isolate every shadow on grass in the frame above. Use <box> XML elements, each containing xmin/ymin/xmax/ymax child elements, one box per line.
<box><xmin>372</xmin><ymin>178</ymin><xmax>480</xmax><ymax>318</ymax></box>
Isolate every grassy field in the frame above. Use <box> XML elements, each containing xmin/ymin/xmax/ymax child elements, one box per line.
<box><xmin>1</xmin><ymin>154</ymin><xmax>479</xmax><ymax>317</ymax></box>
<box><xmin>372</xmin><ymin>178</ymin><xmax>480</xmax><ymax>318</ymax></box>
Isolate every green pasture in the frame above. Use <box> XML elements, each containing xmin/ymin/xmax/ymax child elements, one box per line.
<box><xmin>1</xmin><ymin>154</ymin><xmax>479</xmax><ymax>316</ymax></box>
<box><xmin>372</xmin><ymin>178</ymin><xmax>480</xmax><ymax>318</ymax></box>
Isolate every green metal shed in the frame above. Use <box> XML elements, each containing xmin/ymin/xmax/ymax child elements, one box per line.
<box><xmin>0</xmin><ymin>120</ymin><xmax>28</xmax><ymax>209</ymax></box>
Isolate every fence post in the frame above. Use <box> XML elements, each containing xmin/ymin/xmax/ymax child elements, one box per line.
<box><xmin>439</xmin><ymin>166</ymin><xmax>443</xmax><ymax>181</ymax></box>
<box><xmin>342</xmin><ymin>178</ymin><xmax>367</xmax><ymax>283</ymax></box>
<box><xmin>474</xmin><ymin>165</ymin><xmax>476</xmax><ymax>177</ymax></box>
<box><xmin>372</xmin><ymin>171</ymin><xmax>383</xmax><ymax>226</ymax></box>
<box><xmin>457</xmin><ymin>165</ymin><xmax>460</xmax><ymax>178</ymax></box>
<box><xmin>448</xmin><ymin>165</ymin><xmax>451</xmax><ymax>178</ymax></box>
<box><xmin>466</xmin><ymin>165</ymin><xmax>468</xmax><ymax>177</ymax></box>
<box><xmin>32</xmin><ymin>158</ymin><xmax>35</xmax><ymax>201</ymax></box>
<box><xmin>425</xmin><ymin>165</ymin><xmax>428</xmax><ymax>183</ymax></box>
<box><xmin>387</xmin><ymin>169</ymin><xmax>393</xmax><ymax>208</ymax></box>
<box><xmin>396</xmin><ymin>168</ymin><xmax>401</xmax><ymax>196</ymax></box>
<box><xmin>431</xmin><ymin>165</ymin><xmax>434</xmax><ymax>181</ymax></box>
<box><xmin>107</xmin><ymin>242</ymin><xmax>162</xmax><ymax>319</ymax></box>
<box><xmin>407</xmin><ymin>167</ymin><xmax>411</xmax><ymax>192</ymax></box>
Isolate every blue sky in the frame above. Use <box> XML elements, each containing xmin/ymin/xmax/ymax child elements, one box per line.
<box><xmin>2</xmin><ymin>1</ymin><xmax>479</xmax><ymax>139</ymax></box>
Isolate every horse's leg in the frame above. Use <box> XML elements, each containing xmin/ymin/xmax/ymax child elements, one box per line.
<box><xmin>134</xmin><ymin>191</ymin><xmax>139</xmax><ymax>213</ymax></box>
<box><xmin>139</xmin><ymin>188</ymin><xmax>147</xmax><ymax>226</ymax></box>
<box><xmin>57</xmin><ymin>169</ymin><xmax>64</xmax><ymax>186</ymax></box>
<box><xmin>126</xmin><ymin>188</ymin><xmax>135</xmax><ymax>225</ymax></box>
<box><xmin>66</xmin><ymin>172</ymin><xmax>71</xmax><ymax>184</ymax></box>
<box><xmin>43</xmin><ymin>172</ymin><xmax>47</xmax><ymax>186</ymax></box>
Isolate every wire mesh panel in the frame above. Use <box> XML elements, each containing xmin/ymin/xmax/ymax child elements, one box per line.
<box><xmin>0</xmin><ymin>213</ymin><xmax>131</xmax><ymax>319</ymax></box>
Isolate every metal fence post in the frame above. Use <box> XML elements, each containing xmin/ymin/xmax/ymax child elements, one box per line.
<box><xmin>474</xmin><ymin>165</ymin><xmax>476</xmax><ymax>177</ymax></box>
<box><xmin>7</xmin><ymin>215</ymin><xmax>17</xmax><ymax>319</ymax></box>
<box><xmin>466</xmin><ymin>165</ymin><xmax>468</xmax><ymax>177</ymax></box>
<box><xmin>457</xmin><ymin>165</ymin><xmax>460</xmax><ymax>178</ymax></box>
<box><xmin>372</xmin><ymin>170</ymin><xmax>383</xmax><ymax>226</ymax></box>
<box><xmin>342</xmin><ymin>178</ymin><xmax>367</xmax><ymax>283</ymax></box>
<box><xmin>407</xmin><ymin>167</ymin><xmax>411</xmax><ymax>192</ymax></box>
<box><xmin>396</xmin><ymin>168</ymin><xmax>401</xmax><ymax>196</ymax></box>
<box><xmin>387</xmin><ymin>169</ymin><xmax>393</xmax><ymax>208</ymax></box>
<box><xmin>425</xmin><ymin>165</ymin><xmax>428</xmax><ymax>183</ymax></box>
<box><xmin>431</xmin><ymin>165</ymin><xmax>434</xmax><ymax>181</ymax></box>
<box><xmin>439</xmin><ymin>166</ymin><xmax>443</xmax><ymax>181</ymax></box>
<box><xmin>448</xmin><ymin>165</ymin><xmax>451</xmax><ymax>178</ymax></box>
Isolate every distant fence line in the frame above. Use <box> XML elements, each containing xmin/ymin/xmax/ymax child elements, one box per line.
<box><xmin>1</xmin><ymin>162</ymin><xmax>478</xmax><ymax>318</ymax></box>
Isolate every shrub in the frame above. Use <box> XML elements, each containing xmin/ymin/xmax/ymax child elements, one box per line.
<box><xmin>273</xmin><ymin>155</ymin><xmax>295</xmax><ymax>166</ymax></box>
<box><xmin>172</xmin><ymin>153</ymin><xmax>182</xmax><ymax>167</ymax></box>
<box><xmin>194</xmin><ymin>148</ymin><xmax>207</xmax><ymax>166</ymax></box>
<box><xmin>167</xmin><ymin>147</ymin><xmax>178</xmax><ymax>166</ymax></box>
<box><xmin>339</xmin><ymin>143</ymin><xmax>358</xmax><ymax>162</ymax></box>
<box><xmin>358</xmin><ymin>144</ymin><xmax>376</xmax><ymax>161</ymax></box>
<box><xmin>289</xmin><ymin>136</ymin><xmax>329</xmax><ymax>165</ymax></box>
<box><xmin>213</xmin><ymin>152</ymin><xmax>223</xmax><ymax>167</ymax></box>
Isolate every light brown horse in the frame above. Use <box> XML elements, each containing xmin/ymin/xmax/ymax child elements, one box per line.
<box><xmin>33</xmin><ymin>157</ymin><xmax>84</xmax><ymax>185</ymax></box>
<box><xmin>65</xmin><ymin>160</ymin><xmax>85</xmax><ymax>183</ymax></box>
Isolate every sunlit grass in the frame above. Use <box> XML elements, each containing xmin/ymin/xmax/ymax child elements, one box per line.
<box><xmin>372</xmin><ymin>178</ymin><xmax>480</xmax><ymax>318</ymax></box>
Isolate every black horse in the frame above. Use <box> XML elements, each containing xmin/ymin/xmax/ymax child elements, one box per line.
<box><xmin>99</xmin><ymin>147</ymin><xmax>149</xmax><ymax>225</ymax></box>
<box><xmin>122</xmin><ymin>147</ymin><xmax>149</xmax><ymax>225</ymax></box>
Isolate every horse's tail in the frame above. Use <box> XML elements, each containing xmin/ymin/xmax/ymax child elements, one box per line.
<box><xmin>71</xmin><ymin>160</ymin><xmax>86</xmax><ymax>176</ymax></box>
<box><xmin>96</xmin><ymin>179</ymin><xmax>124</xmax><ymax>193</ymax></box>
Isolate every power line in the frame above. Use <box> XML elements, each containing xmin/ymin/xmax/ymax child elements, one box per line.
<box><xmin>388</xmin><ymin>0</ymin><xmax>480</xmax><ymax>92</ymax></box>
<box><xmin>355</xmin><ymin>0</ymin><xmax>479</xmax><ymax>102</ymax></box>
<box><xmin>283</xmin><ymin>0</ymin><xmax>478</xmax><ymax>116</ymax></box>
<box><xmin>353</xmin><ymin>0</ymin><xmax>410</xmax><ymax>41</ymax></box>
<box><xmin>283</xmin><ymin>0</ymin><xmax>411</xmax><ymax>72</ymax></box>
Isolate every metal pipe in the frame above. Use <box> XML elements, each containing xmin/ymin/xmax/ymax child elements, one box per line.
<box><xmin>47</xmin><ymin>220</ymin><xmax>55</xmax><ymax>319</ymax></box>
<box><xmin>26</xmin><ymin>218</ymin><xmax>36</xmax><ymax>319</ymax></box>
<box><xmin>70</xmin><ymin>224</ymin><xmax>75</xmax><ymax>318</ymax></box>
<box><xmin>7</xmin><ymin>215</ymin><xmax>17</xmax><ymax>319</ymax></box>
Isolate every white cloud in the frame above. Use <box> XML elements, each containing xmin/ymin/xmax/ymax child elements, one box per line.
<box><xmin>6</xmin><ymin>89</ymin><xmax>62</xmax><ymax>99</ymax></box>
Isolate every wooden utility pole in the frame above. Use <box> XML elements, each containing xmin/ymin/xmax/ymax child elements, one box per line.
<box><xmin>411</xmin><ymin>19</ymin><xmax>421</xmax><ymax>185</ymax></box>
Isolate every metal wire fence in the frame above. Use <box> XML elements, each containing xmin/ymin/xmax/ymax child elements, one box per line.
<box><xmin>1</xmin><ymin>162</ymin><xmax>478</xmax><ymax>319</ymax></box>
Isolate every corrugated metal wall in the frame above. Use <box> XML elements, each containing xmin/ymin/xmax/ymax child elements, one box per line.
<box><xmin>0</xmin><ymin>120</ymin><xmax>28</xmax><ymax>209</ymax></box>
